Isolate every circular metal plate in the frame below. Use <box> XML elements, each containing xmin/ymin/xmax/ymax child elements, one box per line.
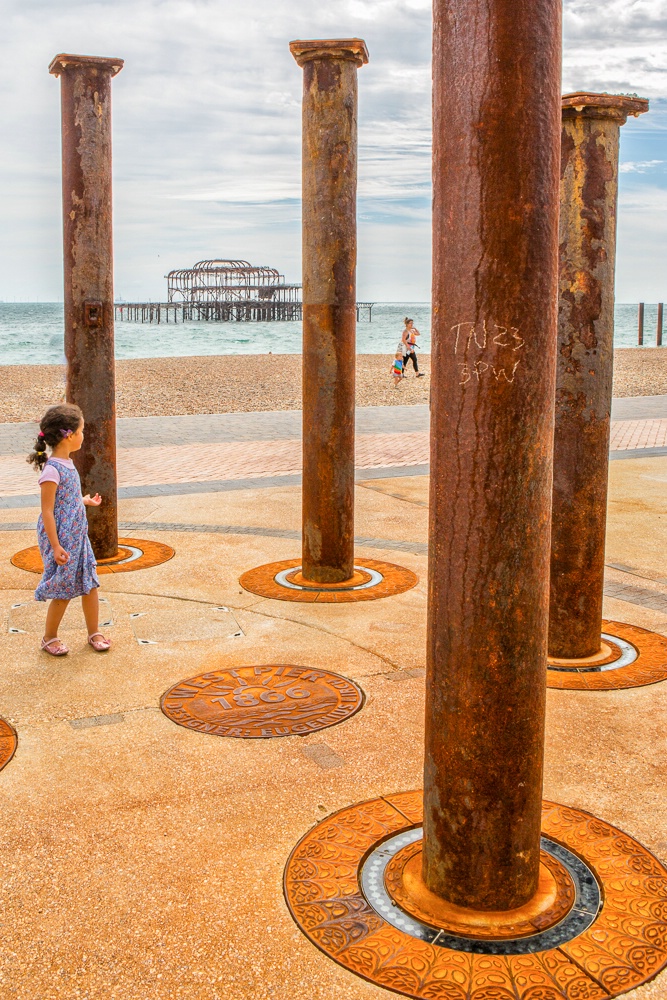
<box><xmin>240</xmin><ymin>558</ymin><xmax>418</xmax><ymax>603</ymax></box>
<box><xmin>364</xmin><ymin>830</ymin><xmax>596</xmax><ymax>952</ymax></box>
<box><xmin>547</xmin><ymin>620</ymin><xmax>667</xmax><ymax>690</ymax></box>
<box><xmin>161</xmin><ymin>664</ymin><xmax>364</xmax><ymax>738</ymax></box>
<box><xmin>284</xmin><ymin>791</ymin><xmax>667</xmax><ymax>999</ymax></box>
<box><xmin>0</xmin><ymin>718</ymin><xmax>17</xmax><ymax>772</ymax></box>
<box><xmin>11</xmin><ymin>538</ymin><xmax>175</xmax><ymax>576</ymax></box>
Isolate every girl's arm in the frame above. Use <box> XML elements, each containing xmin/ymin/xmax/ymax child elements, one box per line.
<box><xmin>40</xmin><ymin>482</ymin><xmax>69</xmax><ymax>564</ymax></box>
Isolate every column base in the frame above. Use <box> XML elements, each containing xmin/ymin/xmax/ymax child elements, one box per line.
<box><xmin>0</xmin><ymin>717</ymin><xmax>17</xmax><ymax>772</ymax></box>
<box><xmin>547</xmin><ymin>619</ymin><xmax>667</xmax><ymax>690</ymax></box>
<box><xmin>383</xmin><ymin>840</ymin><xmax>574</xmax><ymax>941</ymax></box>
<box><xmin>239</xmin><ymin>557</ymin><xmax>417</xmax><ymax>603</ymax></box>
<box><xmin>285</xmin><ymin>791</ymin><xmax>667</xmax><ymax>999</ymax></box>
<box><xmin>10</xmin><ymin>538</ymin><xmax>175</xmax><ymax>575</ymax></box>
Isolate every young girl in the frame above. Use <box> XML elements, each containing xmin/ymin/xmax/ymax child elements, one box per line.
<box><xmin>27</xmin><ymin>404</ymin><xmax>111</xmax><ymax>656</ymax></box>
<box><xmin>391</xmin><ymin>351</ymin><xmax>404</xmax><ymax>387</ymax></box>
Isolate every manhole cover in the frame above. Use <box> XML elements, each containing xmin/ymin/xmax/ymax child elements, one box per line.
<box><xmin>161</xmin><ymin>665</ymin><xmax>364</xmax><ymax>738</ymax></box>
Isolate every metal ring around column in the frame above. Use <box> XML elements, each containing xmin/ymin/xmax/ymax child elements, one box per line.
<box><xmin>284</xmin><ymin>791</ymin><xmax>667</xmax><ymax>999</ymax></box>
<box><xmin>547</xmin><ymin>620</ymin><xmax>667</xmax><ymax>690</ymax></box>
<box><xmin>240</xmin><ymin>557</ymin><xmax>418</xmax><ymax>603</ymax></box>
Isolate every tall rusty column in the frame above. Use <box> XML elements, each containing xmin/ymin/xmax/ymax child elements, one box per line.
<box><xmin>549</xmin><ymin>94</ymin><xmax>648</xmax><ymax>660</ymax></box>
<box><xmin>423</xmin><ymin>0</ymin><xmax>561</xmax><ymax>910</ymax></box>
<box><xmin>290</xmin><ymin>39</ymin><xmax>368</xmax><ymax>584</ymax></box>
<box><xmin>49</xmin><ymin>54</ymin><xmax>123</xmax><ymax>560</ymax></box>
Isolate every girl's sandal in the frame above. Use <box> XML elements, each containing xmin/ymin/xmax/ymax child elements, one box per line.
<box><xmin>88</xmin><ymin>633</ymin><xmax>111</xmax><ymax>652</ymax></box>
<box><xmin>41</xmin><ymin>637</ymin><xmax>69</xmax><ymax>656</ymax></box>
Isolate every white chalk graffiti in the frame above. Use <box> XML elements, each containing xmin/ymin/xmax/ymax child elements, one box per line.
<box><xmin>452</xmin><ymin>320</ymin><xmax>525</xmax><ymax>385</ymax></box>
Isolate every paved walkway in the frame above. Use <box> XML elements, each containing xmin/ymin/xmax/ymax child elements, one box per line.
<box><xmin>0</xmin><ymin>398</ymin><xmax>665</xmax><ymax>505</ymax></box>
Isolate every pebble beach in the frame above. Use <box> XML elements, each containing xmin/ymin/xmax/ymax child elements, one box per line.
<box><xmin>0</xmin><ymin>348</ymin><xmax>665</xmax><ymax>423</ymax></box>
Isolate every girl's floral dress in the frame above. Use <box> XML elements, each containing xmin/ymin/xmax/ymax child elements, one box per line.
<box><xmin>35</xmin><ymin>459</ymin><xmax>99</xmax><ymax>601</ymax></box>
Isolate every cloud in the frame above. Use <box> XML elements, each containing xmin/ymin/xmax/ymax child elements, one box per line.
<box><xmin>0</xmin><ymin>0</ymin><xmax>665</xmax><ymax>302</ymax></box>
<box><xmin>620</xmin><ymin>159</ymin><xmax>665</xmax><ymax>171</ymax></box>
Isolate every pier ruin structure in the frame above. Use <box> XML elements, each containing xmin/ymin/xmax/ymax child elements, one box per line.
<box><xmin>167</xmin><ymin>259</ymin><xmax>301</xmax><ymax>320</ymax></box>
<box><xmin>115</xmin><ymin>258</ymin><xmax>374</xmax><ymax>324</ymax></box>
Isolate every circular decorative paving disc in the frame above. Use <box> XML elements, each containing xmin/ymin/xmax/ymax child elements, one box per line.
<box><xmin>161</xmin><ymin>665</ymin><xmax>364</xmax><ymax>738</ymax></box>
<box><xmin>284</xmin><ymin>791</ymin><xmax>667</xmax><ymax>999</ymax></box>
<box><xmin>11</xmin><ymin>538</ymin><xmax>175</xmax><ymax>575</ymax></box>
<box><xmin>547</xmin><ymin>620</ymin><xmax>667</xmax><ymax>690</ymax></box>
<box><xmin>239</xmin><ymin>558</ymin><xmax>418</xmax><ymax>603</ymax></box>
<box><xmin>0</xmin><ymin>718</ymin><xmax>17</xmax><ymax>772</ymax></box>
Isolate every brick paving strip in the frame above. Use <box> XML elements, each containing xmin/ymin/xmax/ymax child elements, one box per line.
<box><xmin>0</xmin><ymin>399</ymin><xmax>664</xmax><ymax>503</ymax></box>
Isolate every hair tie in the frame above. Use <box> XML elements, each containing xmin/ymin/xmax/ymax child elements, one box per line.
<box><xmin>38</xmin><ymin>431</ymin><xmax>44</xmax><ymax>438</ymax></box>
<box><xmin>60</xmin><ymin>428</ymin><xmax>73</xmax><ymax>438</ymax></box>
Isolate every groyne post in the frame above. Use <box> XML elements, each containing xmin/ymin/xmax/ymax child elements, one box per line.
<box><xmin>290</xmin><ymin>39</ymin><xmax>368</xmax><ymax>584</ymax></box>
<box><xmin>638</xmin><ymin>302</ymin><xmax>645</xmax><ymax>345</ymax></box>
<box><xmin>658</xmin><ymin>302</ymin><xmax>663</xmax><ymax>346</ymax></box>
<box><xmin>423</xmin><ymin>0</ymin><xmax>561</xmax><ymax>908</ymax></box>
<box><xmin>49</xmin><ymin>53</ymin><xmax>123</xmax><ymax>559</ymax></box>
<box><xmin>549</xmin><ymin>94</ymin><xmax>648</xmax><ymax>660</ymax></box>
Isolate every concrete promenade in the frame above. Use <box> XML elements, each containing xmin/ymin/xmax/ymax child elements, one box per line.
<box><xmin>0</xmin><ymin>397</ymin><xmax>665</xmax><ymax>505</ymax></box>
<box><xmin>0</xmin><ymin>396</ymin><xmax>666</xmax><ymax>998</ymax></box>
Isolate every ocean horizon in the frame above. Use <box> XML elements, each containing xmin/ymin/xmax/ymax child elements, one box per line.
<box><xmin>0</xmin><ymin>301</ymin><xmax>661</xmax><ymax>366</ymax></box>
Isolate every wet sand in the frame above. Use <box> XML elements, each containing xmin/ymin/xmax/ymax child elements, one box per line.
<box><xmin>0</xmin><ymin>348</ymin><xmax>665</xmax><ymax>422</ymax></box>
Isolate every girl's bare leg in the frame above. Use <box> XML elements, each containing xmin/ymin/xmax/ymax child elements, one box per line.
<box><xmin>45</xmin><ymin>598</ymin><xmax>69</xmax><ymax>639</ymax></box>
<box><xmin>81</xmin><ymin>589</ymin><xmax>100</xmax><ymax>636</ymax></box>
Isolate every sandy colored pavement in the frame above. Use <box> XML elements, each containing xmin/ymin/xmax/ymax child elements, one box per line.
<box><xmin>0</xmin><ymin>456</ymin><xmax>666</xmax><ymax>998</ymax></box>
<box><xmin>1</xmin><ymin>347</ymin><xmax>666</xmax><ymax>422</ymax></box>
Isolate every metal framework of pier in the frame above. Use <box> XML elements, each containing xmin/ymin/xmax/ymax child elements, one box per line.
<box><xmin>115</xmin><ymin>257</ymin><xmax>373</xmax><ymax>323</ymax></box>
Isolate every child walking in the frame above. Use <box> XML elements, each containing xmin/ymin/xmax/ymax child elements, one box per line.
<box><xmin>27</xmin><ymin>404</ymin><xmax>111</xmax><ymax>656</ymax></box>
<box><xmin>391</xmin><ymin>351</ymin><xmax>404</xmax><ymax>387</ymax></box>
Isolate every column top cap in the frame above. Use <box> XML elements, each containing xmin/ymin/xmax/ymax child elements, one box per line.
<box><xmin>49</xmin><ymin>54</ymin><xmax>124</xmax><ymax>78</ymax></box>
<box><xmin>289</xmin><ymin>39</ymin><xmax>369</xmax><ymax>67</ymax></box>
<box><xmin>562</xmin><ymin>92</ymin><xmax>648</xmax><ymax>119</ymax></box>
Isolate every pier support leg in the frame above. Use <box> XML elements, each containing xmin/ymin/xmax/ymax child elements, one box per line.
<box><xmin>549</xmin><ymin>94</ymin><xmax>648</xmax><ymax>661</ymax></box>
<box><xmin>423</xmin><ymin>0</ymin><xmax>561</xmax><ymax>910</ymax></box>
<box><xmin>290</xmin><ymin>39</ymin><xmax>368</xmax><ymax>584</ymax></box>
<box><xmin>49</xmin><ymin>53</ymin><xmax>123</xmax><ymax>560</ymax></box>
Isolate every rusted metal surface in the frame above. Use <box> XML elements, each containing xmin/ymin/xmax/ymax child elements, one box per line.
<box><xmin>239</xmin><ymin>557</ymin><xmax>417</xmax><ymax>603</ymax></box>
<box><xmin>290</xmin><ymin>39</ymin><xmax>368</xmax><ymax>584</ymax></box>
<box><xmin>49</xmin><ymin>54</ymin><xmax>124</xmax><ymax>560</ymax></box>
<box><xmin>11</xmin><ymin>537</ymin><xmax>174</xmax><ymax>575</ymax></box>
<box><xmin>424</xmin><ymin>0</ymin><xmax>561</xmax><ymax>911</ymax></box>
<box><xmin>548</xmin><ymin>618</ymin><xmax>667</xmax><ymax>691</ymax></box>
<box><xmin>161</xmin><ymin>665</ymin><xmax>363</xmax><ymax>738</ymax></box>
<box><xmin>549</xmin><ymin>93</ymin><xmax>649</xmax><ymax>660</ymax></box>
<box><xmin>284</xmin><ymin>792</ymin><xmax>667</xmax><ymax>997</ymax></box>
<box><xmin>0</xmin><ymin>718</ymin><xmax>17</xmax><ymax>772</ymax></box>
<box><xmin>384</xmin><ymin>840</ymin><xmax>574</xmax><ymax>939</ymax></box>
<box><xmin>638</xmin><ymin>302</ymin><xmax>645</xmax><ymax>344</ymax></box>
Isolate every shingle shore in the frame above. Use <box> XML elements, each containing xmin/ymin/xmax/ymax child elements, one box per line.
<box><xmin>0</xmin><ymin>349</ymin><xmax>665</xmax><ymax>423</ymax></box>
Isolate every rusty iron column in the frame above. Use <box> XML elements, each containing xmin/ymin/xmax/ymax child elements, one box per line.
<box><xmin>423</xmin><ymin>0</ymin><xmax>561</xmax><ymax>910</ymax></box>
<box><xmin>290</xmin><ymin>39</ymin><xmax>368</xmax><ymax>584</ymax></box>
<box><xmin>49</xmin><ymin>53</ymin><xmax>123</xmax><ymax>560</ymax></box>
<box><xmin>549</xmin><ymin>94</ymin><xmax>649</xmax><ymax>660</ymax></box>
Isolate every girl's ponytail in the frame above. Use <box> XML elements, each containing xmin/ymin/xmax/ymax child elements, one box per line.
<box><xmin>27</xmin><ymin>433</ymin><xmax>48</xmax><ymax>472</ymax></box>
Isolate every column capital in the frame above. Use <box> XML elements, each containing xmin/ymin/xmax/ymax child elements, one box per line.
<box><xmin>289</xmin><ymin>38</ymin><xmax>368</xmax><ymax>68</ymax></box>
<box><xmin>562</xmin><ymin>91</ymin><xmax>648</xmax><ymax>124</ymax></box>
<box><xmin>49</xmin><ymin>53</ymin><xmax>124</xmax><ymax>78</ymax></box>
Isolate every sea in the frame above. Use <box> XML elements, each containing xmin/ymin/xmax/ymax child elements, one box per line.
<box><xmin>0</xmin><ymin>301</ymin><xmax>659</xmax><ymax>365</ymax></box>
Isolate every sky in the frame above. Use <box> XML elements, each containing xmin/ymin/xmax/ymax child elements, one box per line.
<box><xmin>0</xmin><ymin>0</ymin><xmax>665</xmax><ymax>303</ymax></box>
